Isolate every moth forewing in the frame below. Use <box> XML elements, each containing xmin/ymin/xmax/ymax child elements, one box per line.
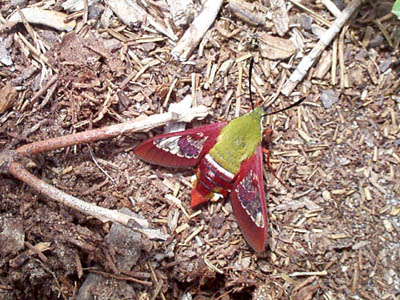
<box><xmin>134</xmin><ymin>122</ymin><xmax>226</xmax><ymax>168</ymax></box>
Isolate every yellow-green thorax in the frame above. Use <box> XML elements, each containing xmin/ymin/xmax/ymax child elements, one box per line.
<box><xmin>209</xmin><ymin>107</ymin><xmax>264</xmax><ymax>174</ymax></box>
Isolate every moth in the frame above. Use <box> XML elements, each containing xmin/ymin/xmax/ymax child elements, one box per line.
<box><xmin>135</xmin><ymin>107</ymin><xmax>269</xmax><ymax>252</ymax></box>
<box><xmin>135</xmin><ymin>63</ymin><xmax>303</xmax><ymax>252</ymax></box>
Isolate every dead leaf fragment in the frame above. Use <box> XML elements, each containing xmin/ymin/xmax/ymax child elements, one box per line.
<box><xmin>0</xmin><ymin>83</ymin><xmax>18</xmax><ymax>114</ymax></box>
<box><xmin>293</xmin><ymin>284</ymin><xmax>319</xmax><ymax>300</ymax></box>
<box><xmin>258</xmin><ymin>33</ymin><xmax>297</xmax><ymax>59</ymax></box>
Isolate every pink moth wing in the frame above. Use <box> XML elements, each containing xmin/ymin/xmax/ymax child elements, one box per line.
<box><xmin>134</xmin><ymin>122</ymin><xmax>227</xmax><ymax>168</ymax></box>
<box><xmin>230</xmin><ymin>145</ymin><xmax>268</xmax><ymax>252</ymax></box>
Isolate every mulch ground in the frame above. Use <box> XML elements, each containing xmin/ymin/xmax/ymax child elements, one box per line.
<box><xmin>0</xmin><ymin>0</ymin><xmax>399</xmax><ymax>299</ymax></box>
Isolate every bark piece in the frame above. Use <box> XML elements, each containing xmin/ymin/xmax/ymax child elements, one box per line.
<box><xmin>270</xmin><ymin>0</ymin><xmax>289</xmax><ymax>36</ymax></box>
<box><xmin>293</xmin><ymin>284</ymin><xmax>319</xmax><ymax>300</ymax></box>
<box><xmin>0</xmin><ymin>214</ymin><xmax>25</xmax><ymax>256</ymax></box>
<box><xmin>167</xmin><ymin>0</ymin><xmax>198</xmax><ymax>27</ymax></box>
<box><xmin>0</xmin><ymin>82</ymin><xmax>18</xmax><ymax>114</ymax></box>
<box><xmin>313</xmin><ymin>50</ymin><xmax>332</xmax><ymax>79</ymax></box>
<box><xmin>227</xmin><ymin>0</ymin><xmax>266</xmax><ymax>27</ymax></box>
<box><xmin>104</xmin><ymin>208</ymin><xmax>142</xmax><ymax>270</ymax></box>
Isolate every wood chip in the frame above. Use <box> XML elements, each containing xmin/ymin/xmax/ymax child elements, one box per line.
<box><xmin>382</xmin><ymin>219</ymin><xmax>394</xmax><ymax>233</ymax></box>
<box><xmin>270</xmin><ymin>0</ymin><xmax>290</xmax><ymax>36</ymax></box>
<box><xmin>184</xmin><ymin>225</ymin><xmax>204</xmax><ymax>244</ymax></box>
<box><xmin>328</xmin><ymin>233</ymin><xmax>347</xmax><ymax>239</ymax></box>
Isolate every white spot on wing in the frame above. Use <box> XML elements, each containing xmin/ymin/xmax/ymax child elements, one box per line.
<box><xmin>154</xmin><ymin>133</ymin><xmax>208</xmax><ymax>159</ymax></box>
<box><xmin>235</xmin><ymin>170</ymin><xmax>264</xmax><ymax>228</ymax></box>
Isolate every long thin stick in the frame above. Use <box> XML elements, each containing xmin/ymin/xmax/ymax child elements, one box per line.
<box><xmin>2</xmin><ymin>106</ymin><xmax>210</xmax><ymax>237</ymax></box>
<box><xmin>281</xmin><ymin>0</ymin><xmax>362</xmax><ymax>96</ymax></box>
<box><xmin>17</xmin><ymin>105</ymin><xmax>209</xmax><ymax>156</ymax></box>
<box><xmin>8</xmin><ymin>161</ymin><xmax>143</xmax><ymax>227</ymax></box>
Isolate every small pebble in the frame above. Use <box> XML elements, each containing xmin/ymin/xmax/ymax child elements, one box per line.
<box><xmin>321</xmin><ymin>89</ymin><xmax>339</xmax><ymax>109</ymax></box>
<box><xmin>0</xmin><ymin>214</ymin><xmax>25</xmax><ymax>256</ymax></box>
<box><xmin>300</xmin><ymin>14</ymin><xmax>312</xmax><ymax>31</ymax></box>
<box><xmin>333</xmin><ymin>0</ymin><xmax>344</xmax><ymax>10</ymax></box>
<box><xmin>11</xmin><ymin>0</ymin><xmax>28</xmax><ymax>7</ymax></box>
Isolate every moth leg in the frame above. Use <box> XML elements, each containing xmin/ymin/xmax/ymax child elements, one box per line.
<box><xmin>262</xmin><ymin>146</ymin><xmax>286</xmax><ymax>188</ymax></box>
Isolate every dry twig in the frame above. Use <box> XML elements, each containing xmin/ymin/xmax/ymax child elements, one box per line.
<box><xmin>8</xmin><ymin>7</ymin><xmax>76</xmax><ymax>31</ymax></box>
<box><xmin>281</xmin><ymin>0</ymin><xmax>362</xmax><ymax>95</ymax></box>
<box><xmin>171</xmin><ymin>0</ymin><xmax>223</xmax><ymax>61</ymax></box>
<box><xmin>1</xmin><ymin>106</ymin><xmax>209</xmax><ymax>237</ymax></box>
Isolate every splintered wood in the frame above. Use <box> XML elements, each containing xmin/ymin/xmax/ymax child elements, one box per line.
<box><xmin>171</xmin><ymin>0</ymin><xmax>223</xmax><ymax>61</ymax></box>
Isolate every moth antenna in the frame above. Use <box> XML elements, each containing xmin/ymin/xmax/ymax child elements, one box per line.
<box><xmin>248</xmin><ymin>58</ymin><xmax>255</xmax><ymax>110</ymax></box>
<box><xmin>263</xmin><ymin>97</ymin><xmax>305</xmax><ymax>116</ymax></box>
<box><xmin>248</xmin><ymin>58</ymin><xmax>304</xmax><ymax>114</ymax></box>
